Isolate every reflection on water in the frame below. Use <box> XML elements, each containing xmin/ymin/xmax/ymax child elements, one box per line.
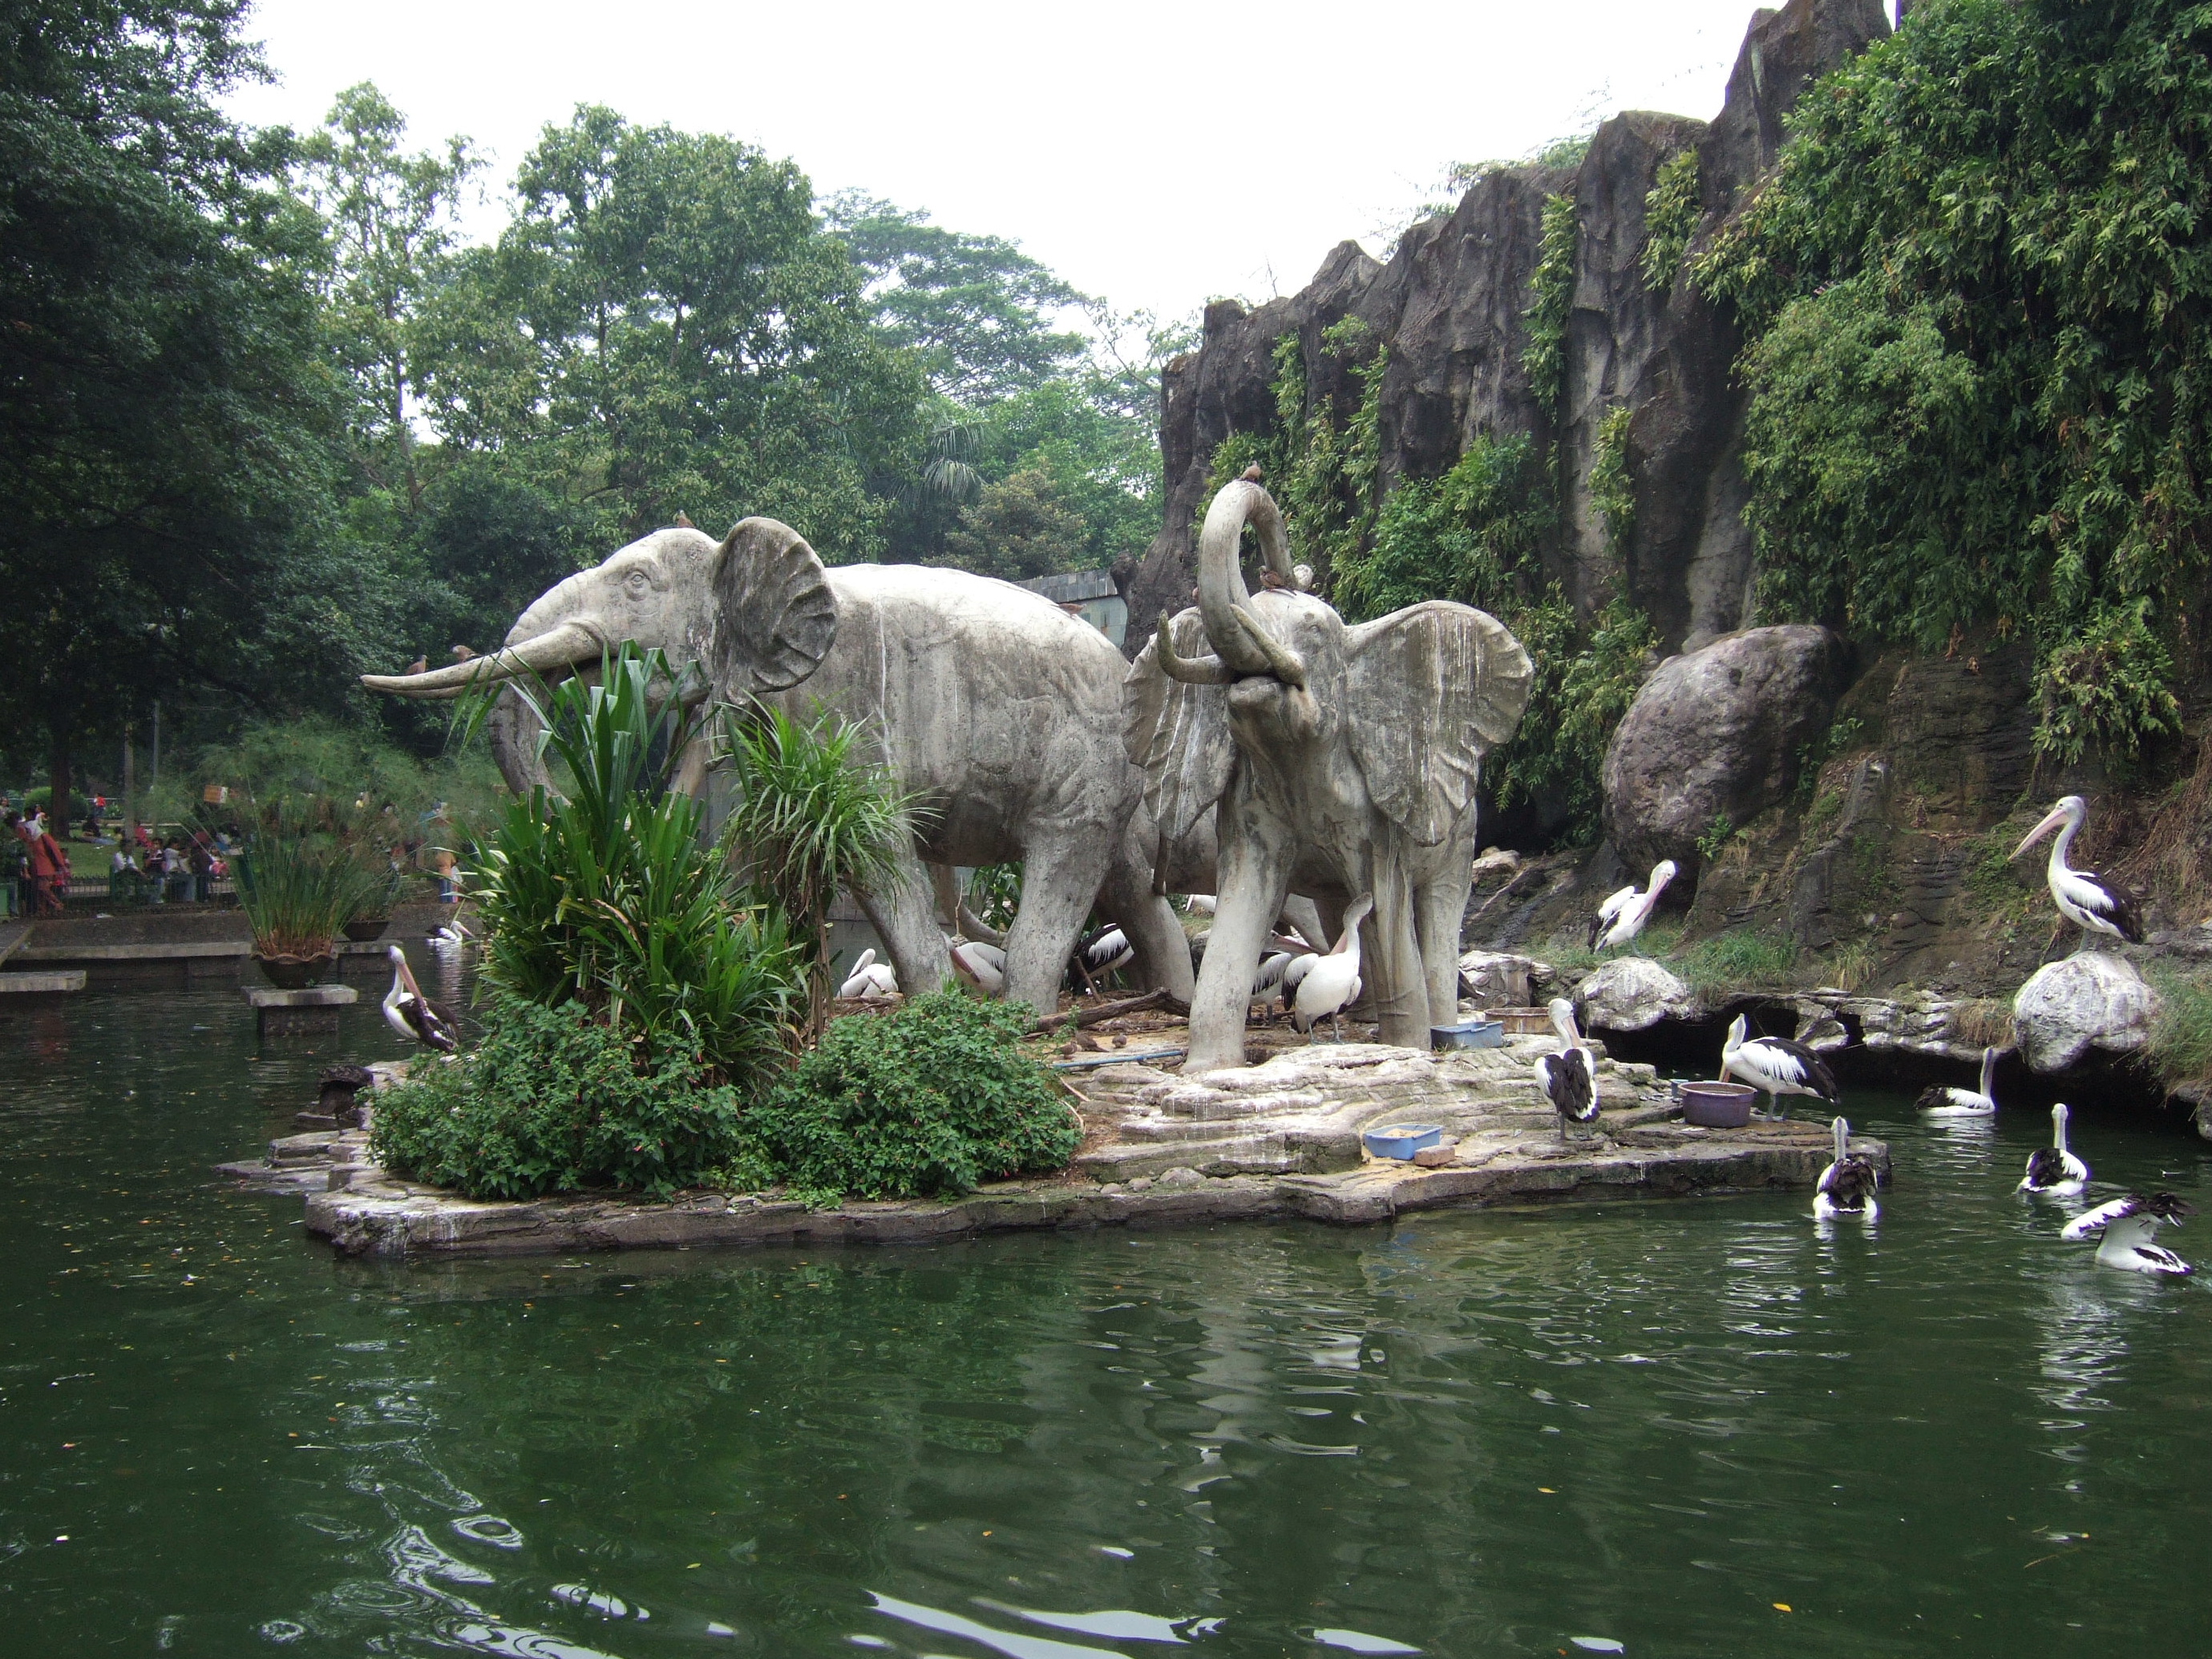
<box><xmin>0</xmin><ymin>984</ymin><xmax>2208</xmax><ymax>1657</ymax></box>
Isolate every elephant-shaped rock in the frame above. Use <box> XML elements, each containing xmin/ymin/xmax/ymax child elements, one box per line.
<box><xmin>1124</xmin><ymin>480</ymin><xmax>1533</xmax><ymax>1072</ymax></box>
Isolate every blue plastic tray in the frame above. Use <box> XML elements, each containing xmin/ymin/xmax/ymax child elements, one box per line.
<box><xmin>1431</xmin><ymin>1019</ymin><xmax>1505</xmax><ymax>1050</ymax></box>
<box><xmin>1363</xmin><ymin>1123</ymin><xmax>1444</xmax><ymax>1160</ymax></box>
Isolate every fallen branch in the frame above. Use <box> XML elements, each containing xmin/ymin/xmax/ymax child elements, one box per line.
<box><xmin>1029</xmin><ymin>988</ymin><xmax>1176</xmax><ymax>1035</ymax></box>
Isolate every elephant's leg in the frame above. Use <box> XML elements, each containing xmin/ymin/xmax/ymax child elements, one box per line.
<box><xmin>1365</xmin><ymin>858</ymin><xmax>1432</xmax><ymax>1050</ymax></box>
<box><xmin>1414</xmin><ymin>857</ymin><xmax>1478</xmax><ymax>1026</ymax></box>
<box><xmin>999</xmin><ymin>830</ymin><xmax>1101</xmax><ymax>1018</ymax></box>
<box><xmin>857</xmin><ymin>840</ymin><xmax>951</xmax><ymax>1000</ymax></box>
<box><xmin>1183</xmin><ymin>795</ymin><xmax>1292</xmax><ymax>1074</ymax></box>
<box><xmin>1098</xmin><ymin>825</ymin><xmax>1195</xmax><ymax>1003</ymax></box>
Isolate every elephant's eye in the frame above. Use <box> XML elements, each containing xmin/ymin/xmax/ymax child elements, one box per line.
<box><xmin>623</xmin><ymin>571</ymin><xmax>651</xmax><ymax>598</ymax></box>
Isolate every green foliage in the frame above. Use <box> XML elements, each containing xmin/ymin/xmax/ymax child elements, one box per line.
<box><xmin>1522</xmin><ymin>192</ymin><xmax>1579</xmax><ymax>415</ymax></box>
<box><xmin>193</xmin><ymin>714</ymin><xmax>506</xmax><ymax>830</ymax></box>
<box><xmin>1640</xmin><ymin>147</ymin><xmax>1701</xmax><ymax>292</ymax></box>
<box><xmin>1696</xmin><ymin>0</ymin><xmax>2212</xmax><ymax>762</ymax></box>
<box><xmin>370</xmin><ymin>989</ymin><xmax>762</xmax><ymax>1200</ymax></box>
<box><xmin>746</xmin><ymin>989</ymin><xmax>1079</xmax><ymax>1204</ymax></box>
<box><xmin>2144</xmin><ymin>968</ymin><xmax>2212</xmax><ymax>1090</ymax></box>
<box><xmin>472</xmin><ymin>646</ymin><xmax>804</xmax><ymax>1084</ymax></box>
<box><xmin>228</xmin><ymin>799</ymin><xmax>387</xmax><ymax>959</ymax></box>
<box><xmin>1695</xmin><ymin>815</ymin><xmax>1737</xmax><ymax>864</ymax></box>
<box><xmin>1670</xmin><ymin>927</ymin><xmax>1801</xmax><ymax>993</ymax></box>
<box><xmin>717</xmin><ymin>703</ymin><xmax>918</xmax><ymax>1033</ymax></box>
<box><xmin>1489</xmin><ymin>596</ymin><xmax>1656</xmax><ymax>844</ymax></box>
<box><xmin>1588</xmin><ymin>405</ymin><xmax>1636</xmax><ymax>552</ymax></box>
<box><xmin>937</xmin><ymin>466</ymin><xmax>1090</xmax><ymax>582</ymax></box>
<box><xmin>1332</xmin><ymin>436</ymin><xmax>1553</xmax><ymax>623</ymax></box>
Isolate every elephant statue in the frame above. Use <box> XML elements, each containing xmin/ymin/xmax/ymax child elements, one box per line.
<box><xmin>1124</xmin><ymin>479</ymin><xmax>1533</xmax><ymax>1073</ymax></box>
<box><xmin>364</xmin><ymin>517</ymin><xmax>1195</xmax><ymax>1014</ymax></box>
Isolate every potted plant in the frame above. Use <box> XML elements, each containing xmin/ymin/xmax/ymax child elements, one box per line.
<box><xmin>232</xmin><ymin>807</ymin><xmax>379</xmax><ymax>988</ymax></box>
<box><xmin>342</xmin><ymin>869</ymin><xmax>402</xmax><ymax>941</ymax></box>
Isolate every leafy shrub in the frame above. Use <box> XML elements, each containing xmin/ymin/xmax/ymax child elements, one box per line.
<box><xmin>1640</xmin><ymin>146</ymin><xmax>1700</xmax><ymax>292</ymax></box>
<box><xmin>1521</xmin><ymin>192</ymin><xmax>1578</xmax><ymax>413</ymax></box>
<box><xmin>2145</xmin><ymin>969</ymin><xmax>2212</xmax><ymax>1092</ymax></box>
<box><xmin>229</xmin><ymin>799</ymin><xmax>386</xmax><ymax>958</ymax></box>
<box><xmin>1487</xmin><ymin>594</ymin><xmax>1656</xmax><ymax>844</ymax></box>
<box><xmin>746</xmin><ymin>989</ymin><xmax>1079</xmax><ymax>1203</ymax></box>
<box><xmin>370</xmin><ymin>990</ymin><xmax>762</xmax><ymax>1200</ymax></box>
<box><xmin>1588</xmin><ymin>405</ymin><xmax>1636</xmax><ymax>552</ymax></box>
<box><xmin>1332</xmin><ymin>434</ymin><xmax>1552</xmax><ymax>623</ymax></box>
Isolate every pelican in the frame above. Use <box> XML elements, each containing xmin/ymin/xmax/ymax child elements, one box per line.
<box><xmin>1292</xmin><ymin>896</ymin><xmax>1374</xmax><ymax>1042</ymax></box>
<box><xmin>1533</xmin><ymin>997</ymin><xmax>1599</xmax><ymax>1142</ymax></box>
<box><xmin>1069</xmin><ymin>924</ymin><xmax>1134</xmax><ymax>991</ymax></box>
<box><xmin>1184</xmin><ymin>894</ymin><xmax>1218</xmax><ymax>915</ymax></box>
<box><xmin>2018</xmin><ymin>1102</ymin><xmax>2090</xmax><ymax>1196</ymax></box>
<box><xmin>1588</xmin><ymin>860</ymin><xmax>1678</xmax><ymax>955</ymax></box>
<box><xmin>2011</xmin><ymin>795</ymin><xmax>2142</xmax><ymax>949</ymax></box>
<box><xmin>1720</xmin><ymin>1014</ymin><xmax>1840</xmax><ymax>1119</ymax></box>
<box><xmin>382</xmin><ymin>945</ymin><xmax>458</xmax><ymax>1053</ymax></box>
<box><xmin>1252</xmin><ymin>950</ymin><xmax>1294</xmax><ymax>1001</ymax></box>
<box><xmin>2060</xmin><ymin>1192</ymin><xmax>2194</xmax><ymax>1275</ymax></box>
<box><xmin>428</xmin><ymin>914</ymin><xmax>474</xmax><ymax>949</ymax></box>
<box><xmin>1280</xmin><ymin>950</ymin><xmax>1319</xmax><ymax>1014</ymax></box>
<box><xmin>1916</xmin><ymin>1046</ymin><xmax>2001</xmax><ymax>1116</ymax></box>
<box><xmin>1813</xmin><ymin>1115</ymin><xmax>1880</xmax><ymax>1220</ymax></box>
<box><xmin>948</xmin><ymin>937</ymin><xmax>1005</xmax><ymax>995</ymax></box>
<box><xmin>838</xmin><ymin>947</ymin><xmax>898</xmax><ymax>1000</ymax></box>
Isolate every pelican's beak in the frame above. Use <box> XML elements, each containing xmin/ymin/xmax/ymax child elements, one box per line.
<box><xmin>2012</xmin><ymin>805</ymin><xmax>2070</xmax><ymax>860</ymax></box>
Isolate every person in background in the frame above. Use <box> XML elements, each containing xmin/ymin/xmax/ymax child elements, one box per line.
<box><xmin>110</xmin><ymin>840</ymin><xmax>144</xmax><ymax>904</ymax></box>
<box><xmin>2</xmin><ymin>810</ymin><xmax>27</xmax><ymax>917</ymax></box>
<box><xmin>163</xmin><ymin>838</ymin><xmax>190</xmax><ymax>904</ymax></box>
<box><xmin>188</xmin><ymin>834</ymin><xmax>215</xmax><ymax>903</ymax></box>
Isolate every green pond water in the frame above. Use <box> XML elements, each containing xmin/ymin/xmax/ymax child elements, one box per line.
<box><xmin>2</xmin><ymin>973</ymin><xmax>2209</xmax><ymax>1657</ymax></box>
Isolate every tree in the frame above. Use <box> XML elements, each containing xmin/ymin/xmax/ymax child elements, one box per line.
<box><xmin>938</xmin><ymin>467</ymin><xmax>1090</xmax><ymax>583</ymax></box>
<box><xmin>294</xmin><ymin>81</ymin><xmax>480</xmax><ymax>508</ymax></box>
<box><xmin>0</xmin><ymin>1</ymin><xmax>399</xmax><ymax>819</ymax></box>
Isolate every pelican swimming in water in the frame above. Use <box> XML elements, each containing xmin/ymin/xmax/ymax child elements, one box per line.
<box><xmin>1292</xmin><ymin>896</ymin><xmax>1374</xmax><ymax>1042</ymax></box>
<box><xmin>1588</xmin><ymin>860</ymin><xmax>1678</xmax><ymax>956</ymax></box>
<box><xmin>838</xmin><ymin>948</ymin><xmax>898</xmax><ymax>1000</ymax></box>
<box><xmin>382</xmin><ymin>945</ymin><xmax>459</xmax><ymax>1053</ymax></box>
<box><xmin>1917</xmin><ymin>1046</ymin><xmax>2001</xmax><ymax>1117</ymax></box>
<box><xmin>2011</xmin><ymin>795</ymin><xmax>2142</xmax><ymax>950</ymax></box>
<box><xmin>1533</xmin><ymin>998</ymin><xmax>1599</xmax><ymax>1142</ymax></box>
<box><xmin>2018</xmin><ymin>1102</ymin><xmax>2090</xmax><ymax>1196</ymax></box>
<box><xmin>2061</xmin><ymin>1192</ymin><xmax>2194</xmax><ymax>1275</ymax></box>
<box><xmin>1720</xmin><ymin>1014</ymin><xmax>1841</xmax><ymax>1119</ymax></box>
<box><xmin>1814</xmin><ymin>1116</ymin><xmax>1880</xmax><ymax>1220</ymax></box>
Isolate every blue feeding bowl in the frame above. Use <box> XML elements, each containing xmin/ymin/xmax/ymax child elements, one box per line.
<box><xmin>1363</xmin><ymin>1123</ymin><xmax>1443</xmax><ymax>1161</ymax></box>
<box><xmin>1431</xmin><ymin>1018</ymin><xmax>1505</xmax><ymax>1050</ymax></box>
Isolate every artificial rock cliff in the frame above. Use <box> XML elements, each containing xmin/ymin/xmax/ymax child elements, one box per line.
<box><xmin>1122</xmin><ymin>0</ymin><xmax>1894</xmax><ymax>656</ymax></box>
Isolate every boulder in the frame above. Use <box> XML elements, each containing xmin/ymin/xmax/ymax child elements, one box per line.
<box><xmin>2011</xmin><ymin>953</ymin><xmax>2160</xmax><ymax>1074</ymax></box>
<box><xmin>1457</xmin><ymin>949</ymin><xmax>1551</xmax><ymax>1007</ymax></box>
<box><xmin>1603</xmin><ymin>625</ymin><xmax>1851</xmax><ymax>872</ymax></box>
<box><xmin>1576</xmin><ymin>957</ymin><xmax>1695</xmax><ymax>1033</ymax></box>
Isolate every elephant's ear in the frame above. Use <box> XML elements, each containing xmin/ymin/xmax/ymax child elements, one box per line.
<box><xmin>710</xmin><ymin>517</ymin><xmax>838</xmax><ymax>694</ymax></box>
<box><xmin>1345</xmin><ymin>601</ymin><xmax>1534</xmax><ymax>846</ymax></box>
<box><xmin>1124</xmin><ymin>609</ymin><xmax>1234</xmax><ymax>844</ymax></box>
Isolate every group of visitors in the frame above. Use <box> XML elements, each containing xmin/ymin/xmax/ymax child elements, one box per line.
<box><xmin>108</xmin><ymin>826</ymin><xmax>223</xmax><ymax>905</ymax></box>
<box><xmin>3</xmin><ymin>807</ymin><xmax>71</xmax><ymax>916</ymax></box>
<box><xmin>2</xmin><ymin>809</ymin><xmax>233</xmax><ymax>916</ymax></box>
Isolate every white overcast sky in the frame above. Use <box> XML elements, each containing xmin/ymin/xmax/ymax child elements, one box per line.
<box><xmin>226</xmin><ymin>0</ymin><xmax>1777</xmax><ymax>327</ymax></box>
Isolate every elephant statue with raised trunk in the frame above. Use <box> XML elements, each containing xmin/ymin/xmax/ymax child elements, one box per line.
<box><xmin>364</xmin><ymin>516</ymin><xmax>1195</xmax><ymax>1014</ymax></box>
<box><xmin>1124</xmin><ymin>479</ymin><xmax>1533</xmax><ymax>1073</ymax></box>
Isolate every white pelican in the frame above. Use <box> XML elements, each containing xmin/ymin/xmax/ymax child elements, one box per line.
<box><xmin>2010</xmin><ymin>795</ymin><xmax>2142</xmax><ymax>949</ymax></box>
<box><xmin>1588</xmin><ymin>860</ymin><xmax>1678</xmax><ymax>955</ymax></box>
<box><xmin>428</xmin><ymin>915</ymin><xmax>473</xmax><ymax>950</ymax></box>
<box><xmin>2060</xmin><ymin>1192</ymin><xmax>2194</xmax><ymax>1275</ymax></box>
<box><xmin>948</xmin><ymin>938</ymin><xmax>1005</xmax><ymax>995</ymax></box>
<box><xmin>1533</xmin><ymin>997</ymin><xmax>1599</xmax><ymax>1142</ymax></box>
<box><xmin>838</xmin><ymin>948</ymin><xmax>898</xmax><ymax>1000</ymax></box>
<box><xmin>382</xmin><ymin>945</ymin><xmax>459</xmax><ymax>1053</ymax></box>
<box><xmin>2018</xmin><ymin>1102</ymin><xmax>2090</xmax><ymax>1196</ymax></box>
<box><xmin>1720</xmin><ymin>1014</ymin><xmax>1840</xmax><ymax>1119</ymax></box>
<box><xmin>1916</xmin><ymin>1046</ymin><xmax>2000</xmax><ymax>1116</ymax></box>
<box><xmin>1280</xmin><ymin>950</ymin><xmax>1318</xmax><ymax>1014</ymax></box>
<box><xmin>1813</xmin><ymin>1116</ymin><xmax>1880</xmax><ymax>1220</ymax></box>
<box><xmin>1069</xmin><ymin>924</ymin><xmax>1134</xmax><ymax>992</ymax></box>
<box><xmin>1252</xmin><ymin>950</ymin><xmax>1294</xmax><ymax>1001</ymax></box>
<box><xmin>1184</xmin><ymin>894</ymin><xmax>1218</xmax><ymax>915</ymax></box>
<box><xmin>1293</xmin><ymin>896</ymin><xmax>1374</xmax><ymax>1042</ymax></box>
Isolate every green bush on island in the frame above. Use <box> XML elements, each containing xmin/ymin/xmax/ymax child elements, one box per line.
<box><xmin>369</xmin><ymin>989</ymin><xmax>771</xmax><ymax>1199</ymax></box>
<box><xmin>744</xmin><ymin>989</ymin><xmax>1079</xmax><ymax>1206</ymax></box>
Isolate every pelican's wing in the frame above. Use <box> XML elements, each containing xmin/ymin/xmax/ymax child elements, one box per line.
<box><xmin>1759</xmin><ymin>1037</ymin><xmax>1839</xmax><ymax>1099</ymax></box>
<box><xmin>2062</xmin><ymin>1196</ymin><xmax>2140</xmax><ymax>1240</ymax></box>
<box><xmin>2058</xmin><ymin>868</ymin><xmax>2144</xmax><ymax>942</ymax></box>
<box><xmin>1588</xmin><ymin>884</ymin><xmax>1634</xmax><ymax>949</ymax></box>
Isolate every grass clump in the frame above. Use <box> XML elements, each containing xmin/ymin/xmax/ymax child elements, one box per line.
<box><xmin>370</xmin><ymin>990</ymin><xmax>766</xmax><ymax>1200</ymax></box>
<box><xmin>230</xmin><ymin>800</ymin><xmax>386</xmax><ymax>960</ymax></box>
<box><xmin>745</xmin><ymin>989</ymin><xmax>1080</xmax><ymax>1207</ymax></box>
<box><xmin>2144</xmin><ymin>969</ymin><xmax>2212</xmax><ymax>1093</ymax></box>
<box><xmin>1671</xmin><ymin>929</ymin><xmax>1801</xmax><ymax>994</ymax></box>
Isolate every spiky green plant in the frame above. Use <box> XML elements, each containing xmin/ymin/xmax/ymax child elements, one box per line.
<box><xmin>229</xmin><ymin>799</ymin><xmax>386</xmax><ymax>961</ymax></box>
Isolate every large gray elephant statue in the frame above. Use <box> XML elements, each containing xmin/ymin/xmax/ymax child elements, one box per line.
<box><xmin>364</xmin><ymin>517</ymin><xmax>1194</xmax><ymax>1014</ymax></box>
<box><xmin>1125</xmin><ymin>480</ymin><xmax>1533</xmax><ymax>1073</ymax></box>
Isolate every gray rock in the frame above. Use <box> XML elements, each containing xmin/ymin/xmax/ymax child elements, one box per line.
<box><xmin>1575</xmin><ymin>957</ymin><xmax>1695</xmax><ymax>1032</ymax></box>
<box><xmin>2011</xmin><ymin>952</ymin><xmax>2160</xmax><ymax>1074</ymax></box>
<box><xmin>1154</xmin><ymin>1166</ymin><xmax>1206</xmax><ymax>1191</ymax></box>
<box><xmin>1602</xmin><ymin>625</ymin><xmax>1851</xmax><ymax>872</ymax></box>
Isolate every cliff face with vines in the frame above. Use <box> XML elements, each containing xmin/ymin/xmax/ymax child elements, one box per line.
<box><xmin>1123</xmin><ymin>0</ymin><xmax>1893</xmax><ymax>662</ymax></box>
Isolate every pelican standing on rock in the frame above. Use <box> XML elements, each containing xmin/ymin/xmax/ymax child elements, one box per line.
<box><xmin>382</xmin><ymin>945</ymin><xmax>459</xmax><ymax>1053</ymax></box>
<box><xmin>2061</xmin><ymin>1192</ymin><xmax>2195</xmax><ymax>1275</ymax></box>
<box><xmin>1917</xmin><ymin>1046</ymin><xmax>2001</xmax><ymax>1116</ymax></box>
<box><xmin>2011</xmin><ymin>795</ymin><xmax>2142</xmax><ymax>950</ymax></box>
<box><xmin>1589</xmin><ymin>860</ymin><xmax>1678</xmax><ymax>955</ymax></box>
<box><xmin>1293</xmin><ymin>896</ymin><xmax>1374</xmax><ymax>1042</ymax></box>
<box><xmin>1814</xmin><ymin>1116</ymin><xmax>1880</xmax><ymax>1220</ymax></box>
<box><xmin>1720</xmin><ymin>1014</ymin><xmax>1840</xmax><ymax>1119</ymax></box>
<box><xmin>1534</xmin><ymin>997</ymin><xmax>1599</xmax><ymax>1142</ymax></box>
<box><xmin>2018</xmin><ymin>1102</ymin><xmax>2091</xmax><ymax>1196</ymax></box>
<box><xmin>838</xmin><ymin>948</ymin><xmax>898</xmax><ymax>1000</ymax></box>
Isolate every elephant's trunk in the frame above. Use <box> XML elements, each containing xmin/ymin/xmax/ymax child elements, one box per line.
<box><xmin>361</xmin><ymin>621</ymin><xmax>603</xmax><ymax>698</ymax></box>
<box><xmin>1197</xmin><ymin>481</ymin><xmax>1298</xmax><ymax>677</ymax></box>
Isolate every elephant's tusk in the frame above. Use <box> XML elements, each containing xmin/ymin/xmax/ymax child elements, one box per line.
<box><xmin>1232</xmin><ymin>605</ymin><xmax>1308</xmax><ymax>687</ymax></box>
<box><xmin>1156</xmin><ymin>617</ymin><xmax>1234</xmax><ymax>685</ymax></box>
<box><xmin>362</xmin><ymin>621</ymin><xmax>603</xmax><ymax>698</ymax></box>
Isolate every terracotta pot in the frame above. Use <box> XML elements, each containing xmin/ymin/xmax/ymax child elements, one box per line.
<box><xmin>254</xmin><ymin>951</ymin><xmax>338</xmax><ymax>989</ymax></box>
<box><xmin>342</xmin><ymin>917</ymin><xmax>391</xmax><ymax>942</ymax></box>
